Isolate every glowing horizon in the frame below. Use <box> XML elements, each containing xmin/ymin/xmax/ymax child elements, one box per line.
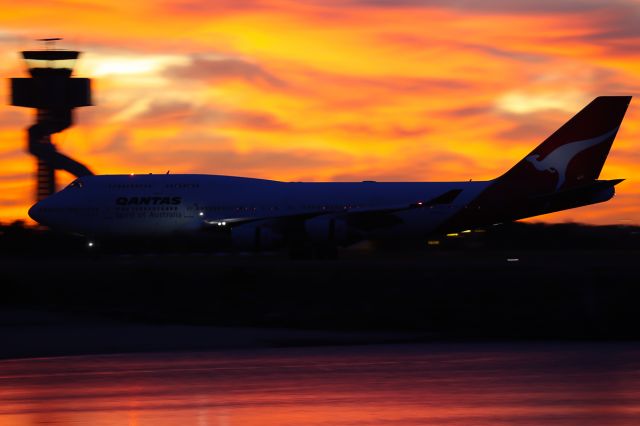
<box><xmin>1</xmin><ymin>0</ymin><xmax>639</xmax><ymax>225</ymax></box>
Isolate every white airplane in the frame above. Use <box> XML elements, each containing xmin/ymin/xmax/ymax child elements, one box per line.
<box><xmin>29</xmin><ymin>96</ymin><xmax>631</xmax><ymax>256</ymax></box>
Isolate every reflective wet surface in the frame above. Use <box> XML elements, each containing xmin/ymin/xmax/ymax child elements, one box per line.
<box><xmin>2</xmin><ymin>343</ymin><xmax>640</xmax><ymax>425</ymax></box>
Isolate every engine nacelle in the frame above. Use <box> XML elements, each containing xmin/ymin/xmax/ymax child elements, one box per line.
<box><xmin>304</xmin><ymin>215</ymin><xmax>354</xmax><ymax>245</ymax></box>
<box><xmin>230</xmin><ymin>223</ymin><xmax>284</xmax><ymax>250</ymax></box>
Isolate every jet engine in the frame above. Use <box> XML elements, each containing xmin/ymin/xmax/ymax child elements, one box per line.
<box><xmin>230</xmin><ymin>222</ymin><xmax>284</xmax><ymax>250</ymax></box>
<box><xmin>304</xmin><ymin>215</ymin><xmax>356</xmax><ymax>245</ymax></box>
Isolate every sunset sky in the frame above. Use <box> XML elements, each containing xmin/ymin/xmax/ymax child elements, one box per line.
<box><xmin>1</xmin><ymin>0</ymin><xmax>639</xmax><ymax>224</ymax></box>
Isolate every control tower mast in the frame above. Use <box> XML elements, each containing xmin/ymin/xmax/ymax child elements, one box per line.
<box><xmin>10</xmin><ymin>38</ymin><xmax>94</xmax><ymax>202</ymax></box>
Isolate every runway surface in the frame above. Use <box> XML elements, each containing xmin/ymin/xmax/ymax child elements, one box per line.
<box><xmin>2</xmin><ymin>248</ymin><xmax>640</xmax><ymax>352</ymax></box>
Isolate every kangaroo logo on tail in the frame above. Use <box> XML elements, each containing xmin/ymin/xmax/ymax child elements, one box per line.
<box><xmin>525</xmin><ymin>127</ymin><xmax>618</xmax><ymax>190</ymax></box>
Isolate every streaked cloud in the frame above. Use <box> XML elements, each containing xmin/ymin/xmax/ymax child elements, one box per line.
<box><xmin>0</xmin><ymin>0</ymin><xmax>639</xmax><ymax>225</ymax></box>
<box><xmin>89</xmin><ymin>54</ymin><xmax>187</xmax><ymax>77</ymax></box>
<box><xmin>344</xmin><ymin>0</ymin><xmax>637</xmax><ymax>14</ymax></box>
<box><xmin>164</xmin><ymin>55</ymin><xmax>286</xmax><ymax>87</ymax></box>
<box><xmin>496</xmin><ymin>91</ymin><xmax>586</xmax><ymax>114</ymax></box>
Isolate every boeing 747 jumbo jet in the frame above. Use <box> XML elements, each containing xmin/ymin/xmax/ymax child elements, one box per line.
<box><xmin>29</xmin><ymin>96</ymin><xmax>631</xmax><ymax>256</ymax></box>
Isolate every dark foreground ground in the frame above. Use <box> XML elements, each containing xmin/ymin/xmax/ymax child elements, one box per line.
<box><xmin>1</xmin><ymin>221</ymin><xmax>639</xmax><ymax>358</ymax></box>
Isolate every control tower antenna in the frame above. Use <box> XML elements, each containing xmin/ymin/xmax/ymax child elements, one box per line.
<box><xmin>37</xmin><ymin>38</ymin><xmax>63</xmax><ymax>50</ymax></box>
<box><xmin>9</xmin><ymin>38</ymin><xmax>94</xmax><ymax>202</ymax></box>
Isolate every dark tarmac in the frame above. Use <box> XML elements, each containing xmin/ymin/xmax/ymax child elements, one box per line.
<box><xmin>1</xmin><ymin>221</ymin><xmax>640</xmax><ymax>358</ymax></box>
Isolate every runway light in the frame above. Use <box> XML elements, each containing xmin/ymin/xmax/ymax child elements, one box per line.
<box><xmin>507</xmin><ymin>258</ymin><xmax>519</xmax><ymax>262</ymax></box>
<box><xmin>87</xmin><ymin>241</ymin><xmax>94</xmax><ymax>248</ymax></box>
<box><xmin>446</xmin><ymin>233</ymin><xmax>459</xmax><ymax>237</ymax></box>
<box><xmin>427</xmin><ymin>240</ymin><xmax>440</xmax><ymax>245</ymax></box>
<box><xmin>461</xmin><ymin>229</ymin><xmax>472</xmax><ymax>233</ymax></box>
<box><xmin>198</xmin><ymin>212</ymin><xmax>204</xmax><ymax>217</ymax></box>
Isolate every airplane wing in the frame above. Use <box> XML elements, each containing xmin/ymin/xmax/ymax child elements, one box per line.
<box><xmin>202</xmin><ymin>188</ymin><xmax>463</xmax><ymax>232</ymax></box>
<box><xmin>344</xmin><ymin>188</ymin><xmax>462</xmax><ymax>231</ymax></box>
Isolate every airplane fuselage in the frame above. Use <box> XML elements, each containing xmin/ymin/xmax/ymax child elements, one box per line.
<box><xmin>30</xmin><ymin>174</ymin><xmax>490</xmax><ymax>239</ymax></box>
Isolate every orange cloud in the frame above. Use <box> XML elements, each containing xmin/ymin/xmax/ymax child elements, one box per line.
<box><xmin>0</xmin><ymin>0</ymin><xmax>639</xmax><ymax>225</ymax></box>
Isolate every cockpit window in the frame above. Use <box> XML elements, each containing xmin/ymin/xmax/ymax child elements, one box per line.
<box><xmin>67</xmin><ymin>179</ymin><xmax>83</xmax><ymax>189</ymax></box>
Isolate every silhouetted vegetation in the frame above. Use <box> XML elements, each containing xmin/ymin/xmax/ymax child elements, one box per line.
<box><xmin>2</xmin><ymin>220</ymin><xmax>639</xmax><ymax>254</ymax></box>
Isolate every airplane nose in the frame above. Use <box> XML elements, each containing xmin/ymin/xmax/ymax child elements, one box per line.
<box><xmin>28</xmin><ymin>202</ymin><xmax>44</xmax><ymax>224</ymax></box>
<box><xmin>28</xmin><ymin>198</ymin><xmax>53</xmax><ymax>226</ymax></box>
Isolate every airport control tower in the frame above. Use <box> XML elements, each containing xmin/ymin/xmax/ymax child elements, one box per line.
<box><xmin>10</xmin><ymin>39</ymin><xmax>94</xmax><ymax>202</ymax></box>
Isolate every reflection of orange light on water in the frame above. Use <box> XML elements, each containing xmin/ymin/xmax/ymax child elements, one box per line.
<box><xmin>3</xmin><ymin>348</ymin><xmax>640</xmax><ymax>425</ymax></box>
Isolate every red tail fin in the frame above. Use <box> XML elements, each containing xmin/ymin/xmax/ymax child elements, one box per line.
<box><xmin>498</xmin><ymin>96</ymin><xmax>631</xmax><ymax>193</ymax></box>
